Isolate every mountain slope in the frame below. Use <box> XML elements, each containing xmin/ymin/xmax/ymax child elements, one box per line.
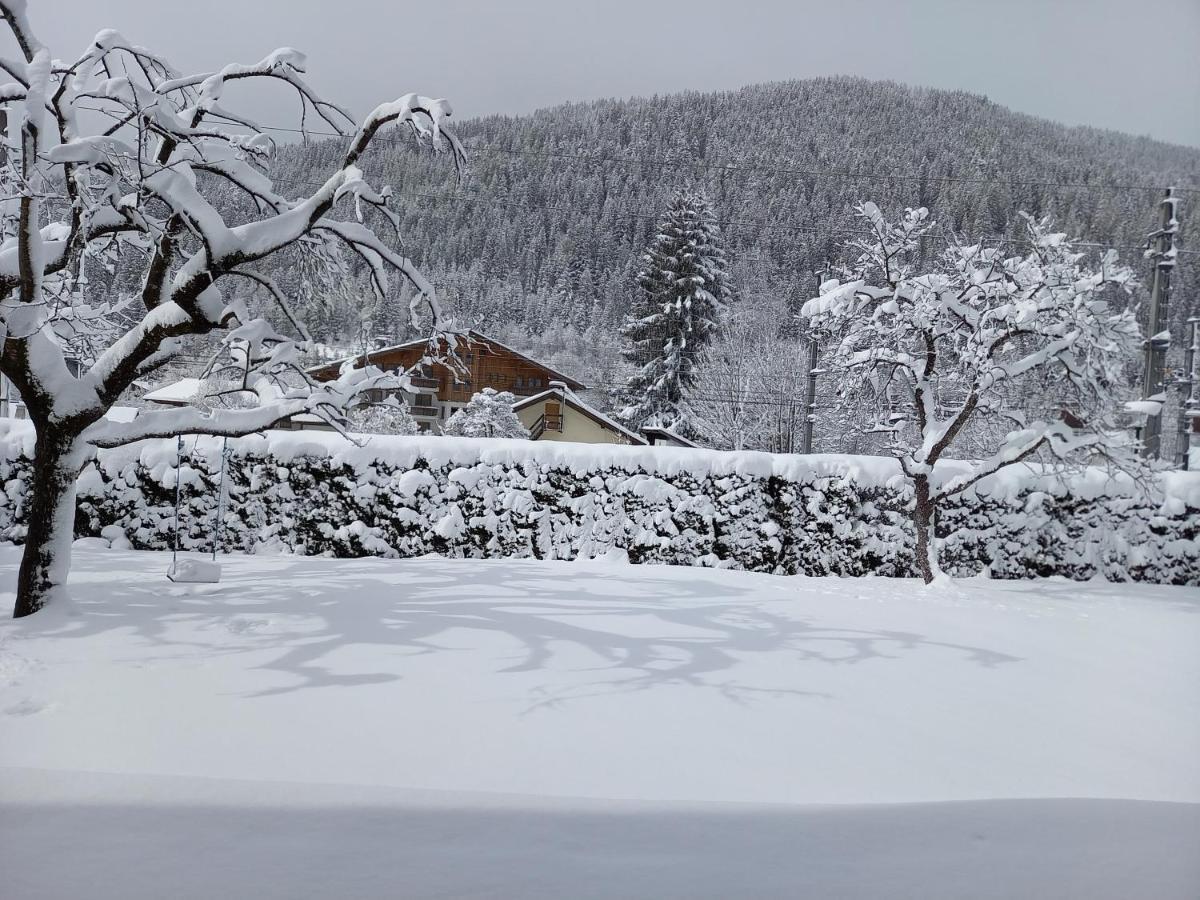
<box><xmin>277</xmin><ymin>76</ymin><xmax>1199</xmax><ymax>380</ymax></box>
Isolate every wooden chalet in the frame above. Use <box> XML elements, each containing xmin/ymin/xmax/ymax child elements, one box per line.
<box><xmin>307</xmin><ymin>330</ymin><xmax>586</xmax><ymax>432</ymax></box>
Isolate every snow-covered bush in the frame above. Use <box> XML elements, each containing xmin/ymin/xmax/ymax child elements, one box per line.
<box><xmin>0</xmin><ymin>421</ymin><xmax>1193</xmax><ymax>585</ymax></box>
<box><xmin>443</xmin><ymin>389</ymin><xmax>529</xmax><ymax>438</ymax></box>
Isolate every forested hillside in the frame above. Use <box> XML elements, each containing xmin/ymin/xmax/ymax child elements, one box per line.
<box><xmin>266</xmin><ymin>77</ymin><xmax>1198</xmax><ymax>448</ymax></box>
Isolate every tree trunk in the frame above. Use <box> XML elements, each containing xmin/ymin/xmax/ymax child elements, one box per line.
<box><xmin>13</xmin><ymin>428</ymin><xmax>84</xmax><ymax>618</ymax></box>
<box><xmin>912</xmin><ymin>473</ymin><xmax>938</xmax><ymax>585</ymax></box>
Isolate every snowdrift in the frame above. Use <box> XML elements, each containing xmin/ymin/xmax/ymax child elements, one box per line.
<box><xmin>0</xmin><ymin>420</ymin><xmax>1195</xmax><ymax>582</ymax></box>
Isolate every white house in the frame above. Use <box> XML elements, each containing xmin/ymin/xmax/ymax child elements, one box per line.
<box><xmin>513</xmin><ymin>383</ymin><xmax>646</xmax><ymax>445</ymax></box>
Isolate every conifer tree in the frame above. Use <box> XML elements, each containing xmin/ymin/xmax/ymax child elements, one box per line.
<box><xmin>617</xmin><ymin>190</ymin><xmax>731</xmax><ymax>436</ymax></box>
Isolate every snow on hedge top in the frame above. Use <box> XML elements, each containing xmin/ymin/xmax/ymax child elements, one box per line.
<box><xmin>0</xmin><ymin>419</ymin><xmax>1196</xmax><ymax>506</ymax></box>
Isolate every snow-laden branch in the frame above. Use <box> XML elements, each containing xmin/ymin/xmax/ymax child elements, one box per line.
<box><xmin>84</xmin><ymin>398</ymin><xmax>317</xmax><ymax>448</ymax></box>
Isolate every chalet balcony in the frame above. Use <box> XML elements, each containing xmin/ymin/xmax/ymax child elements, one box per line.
<box><xmin>508</xmin><ymin>384</ymin><xmax>549</xmax><ymax>397</ymax></box>
<box><xmin>443</xmin><ymin>383</ymin><xmax>548</xmax><ymax>399</ymax></box>
<box><xmin>409</xmin><ymin>376</ymin><xmax>440</xmax><ymax>390</ymax></box>
<box><xmin>409</xmin><ymin>405</ymin><xmax>439</xmax><ymax>418</ymax></box>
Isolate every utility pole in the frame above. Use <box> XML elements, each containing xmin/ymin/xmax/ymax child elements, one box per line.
<box><xmin>800</xmin><ymin>268</ymin><xmax>824</xmax><ymax>454</ymax></box>
<box><xmin>1140</xmin><ymin>188</ymin><xmax>1178</xmax><ymax>459</ymax></box>
<box><xmin>1177</xmin><ymin>317</ymin><xmax>1199</xmax><ymax>470</ymax></box>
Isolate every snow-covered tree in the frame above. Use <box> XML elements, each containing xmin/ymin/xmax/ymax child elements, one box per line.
<box><xmin>617</xmin><ymin>190</ymin><xmax>730</xmax><ymax>435</ymax></box>
<box><xmin>0</xmin><ymin>2</ymin><xmax>466</xmax><ymax>616</ymax></box>
<box><xmin>801</xmin><ymin>203</ymin><xmax>1143</xmax><ymax>583</ymax></box>
<box><xmin>689</xmin><ymin>300</ymin><xmax>809</xmax><ymax>452</ymax></box>
<box><xmin>347</xmin><ymin>397</ymin><xmax>421</xmax><ymax>435</ymax></box>
<box><xmin>443</xmin><ymin>388</ymin><xmax>529</xmax><ymax>438</ymax></box>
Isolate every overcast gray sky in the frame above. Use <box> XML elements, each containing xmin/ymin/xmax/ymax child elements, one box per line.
<box><xmin>15</xmin><ymin>0</ymin><xmax>1200</xmax><ymax>147</ymax></box>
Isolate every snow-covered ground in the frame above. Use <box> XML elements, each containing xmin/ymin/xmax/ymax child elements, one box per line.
<box><xmin>2</xmin><ymin>545</ymin><xmax>1198</xmax><ymax>898</ymax></box>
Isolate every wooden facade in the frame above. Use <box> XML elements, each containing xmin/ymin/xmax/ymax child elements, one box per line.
<box><xmin>308</xmin><ymin>331</ymin><xmax>586</xmax><ymax>431</ymax></box>
<box><xmin>309</xmin><ymin>331</ymin><xmax>585</xmax><ymax>398</ymax></box>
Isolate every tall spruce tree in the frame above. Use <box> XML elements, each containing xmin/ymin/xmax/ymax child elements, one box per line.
<box><xmin>617</xmin><ymin>190</ymin><xmax>731</xmax><ymax>436</ymax></box>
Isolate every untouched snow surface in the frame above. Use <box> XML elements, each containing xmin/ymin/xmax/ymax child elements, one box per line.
<box><xmin>2</xmin><ymin>545</ymin><xmax>1198</xmax><ymax>898</ymax></box>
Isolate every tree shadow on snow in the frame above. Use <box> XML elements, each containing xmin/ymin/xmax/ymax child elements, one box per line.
<box><xmin>14</xmin><ymin>553</ymin><xmax>1022</xmax><ymax>707</ymax></box>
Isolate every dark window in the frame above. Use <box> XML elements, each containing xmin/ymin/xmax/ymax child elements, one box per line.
<box><xmin>414</xmin><ymin>394</ymin><xmax>433</xmax><ymax>408</ymax></box>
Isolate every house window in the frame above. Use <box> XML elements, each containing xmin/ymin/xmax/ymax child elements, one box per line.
<box><xmin>514</xmin><ymin>376</ymin><xmax>523</xmax><ymax>388</ymax></box>
<box><xmin>414</xmin><ymin>394</ymin><xmax>433</xmax><ymax>408</ymax></box>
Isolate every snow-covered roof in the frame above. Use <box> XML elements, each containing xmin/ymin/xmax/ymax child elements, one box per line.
<box><xmin>513</xmin><ymin>386</ymin><xmax>646</xmax><ymax>445</ymax></box>
<box><xmin>307</xmin><ymin>330</ymin><xmax>587</xmax><ymax>391</ymax></box>
<box><xmin>641</xmin><ymin>426</ymin><xmax>700</xmax><ymax>448</ymax></box>
<box><xmin>142</xmin><ymin>378</ymin><xmax>203</xmax><ymax>405</ymax></box>
<box><xmin>104</xmin><ymin>406</ymin><xmax>140</xmax><ymax>423</ymax></box>
<box><xmin>1123</xmin><ymin>400</ymin><xmax>1163</xmax><ymax>417</ymax></box>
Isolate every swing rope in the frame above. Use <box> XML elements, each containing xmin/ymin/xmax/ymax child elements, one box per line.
<box><xmin>170</xmin><ymin>435</ymin><xmax>206</xmax><ymax>568</ymax></box>
<box><xmin>171</xmin><ymin>435</ymin><xmax>184</xmax><ymax>569</ymax></box>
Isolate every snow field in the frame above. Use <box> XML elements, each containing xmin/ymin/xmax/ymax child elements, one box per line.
<box><xmin>2</xmin><ymin>545</ymin><xmax>1198</xmax><ymax>898</ymax></box>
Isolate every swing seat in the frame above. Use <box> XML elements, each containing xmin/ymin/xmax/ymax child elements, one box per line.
<box><xmin>167</xmin><ymin>558</ymin><xmax>222</xmax><ymax>583</ymax></box>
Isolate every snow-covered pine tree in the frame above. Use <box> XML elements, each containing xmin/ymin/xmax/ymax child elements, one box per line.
<box><xmin>617</xmin><ymin>190</ymin><xmax>730</xmax><ymax>437</ymax></box>
<box><xmin>443</xmin><ymin>389</ymin><xmax>529</xmax><ymax>438</ymax></box>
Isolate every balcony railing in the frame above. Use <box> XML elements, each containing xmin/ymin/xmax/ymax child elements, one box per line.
<box><xmin>530</xmin><ymin>413</ymin><xmax>562</xmax><ymax>440</ymax></box>
<box><xmin>409</xmin><ymin>405</ymin><xmax>438</xmax><ymax>418</ymax></box>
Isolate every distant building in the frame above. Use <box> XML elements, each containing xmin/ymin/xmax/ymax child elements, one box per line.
<box><xmin>2</xmin><ymin>358</ymin><xmax>84</xmax><ymax>420</ymax></box>
<box><xmin>0</xmin><ymin>372</ymin><xmax>28</xmax><ymax>420</ymax></box>
<box><xmin>514</xmin><ymin>383</ymin><xmax>646</xmax><ymax>445</ymax></box>
<box><xmin>137</xmin><ymin>332</ymin><xmax>703</xmax><ymax>447</ymax></box>
<box><xmin>307</xmin><ymin>330</ymin><xmax>586</xmax><ymax>434</ymax></box>
<box><xmin>640</xmin><ymin>426</ymin><xmax>699</xmax><ymax>449</ymax></box>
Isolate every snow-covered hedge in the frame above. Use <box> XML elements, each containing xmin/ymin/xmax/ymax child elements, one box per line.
<box><xmin>0</xmin><ymin>421</ymin><xmax>1196</xmax><ymax>584</ymax></box>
